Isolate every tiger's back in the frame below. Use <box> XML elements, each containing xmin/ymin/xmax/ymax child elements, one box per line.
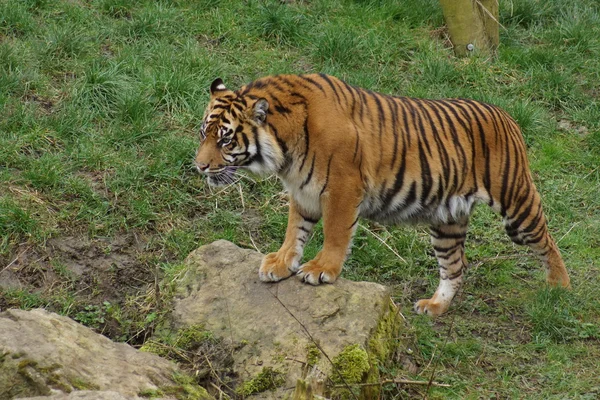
<box><xmin>195</xmin><ymin>73</ymin><xmax>570</xmax><ymax>316</ymax></box>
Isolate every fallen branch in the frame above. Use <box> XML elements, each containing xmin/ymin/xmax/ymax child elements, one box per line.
<box><xmin>331</xmin><ymin>378</ymin><xmax>450</xmax><ymax>388</ymax></box>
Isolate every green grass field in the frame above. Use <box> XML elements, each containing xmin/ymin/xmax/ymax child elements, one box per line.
<box><xmin>1</xmin><ymin>0</ymin><xmax>599</xmax><ymax>398</ymax></box>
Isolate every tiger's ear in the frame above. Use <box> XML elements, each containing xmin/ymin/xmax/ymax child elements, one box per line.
<box><xmin>210</xmin><ymin>78</ymin><xmax>227</xmax><ymax>96</ymax></box>
<box><xmin>253</xmin><ymin>98</ymin><xmax>269</xmax><ymax>124</ymax></box>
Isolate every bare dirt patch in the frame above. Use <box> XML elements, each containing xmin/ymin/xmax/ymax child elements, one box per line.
<box><xmin>0</xmin><ymin>233</ymin><xmax>157</xmax><ymax>343</ymax></box>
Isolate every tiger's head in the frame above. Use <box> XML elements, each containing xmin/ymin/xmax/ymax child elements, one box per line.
<box><xmin>194</xmin><ymin>78</ymin><xmax>285</xmax><ymax>186</ymax></box>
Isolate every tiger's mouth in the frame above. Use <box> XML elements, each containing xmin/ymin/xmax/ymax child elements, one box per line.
<box><xmin>206</xmin><ymin>166</ymin><xmax>239</xmax><ymax>186</ymax></box>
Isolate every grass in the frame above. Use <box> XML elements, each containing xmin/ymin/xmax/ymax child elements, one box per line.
<box><xmin>0</xmin><ymin>0</ymin><xmax>599</xmax><ymax>398</ymax></box>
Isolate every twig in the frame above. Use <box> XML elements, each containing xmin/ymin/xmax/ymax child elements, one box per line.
<box><xmin>237</xmin><ymin>183</ymin><xmax>245</xmax><ymax>212</ymax></box>
<box><xmin>205</xmin><ymin>355</ymin><xmax>236</xmax><ymax>395</ymax></box>
<box><xmin>1</xmin><ymin>246</ymin><xmax>30</xmax><ymax>274</ymax></box>
<box><xmin>217</xmin><ymin>272</ymin><xmax>236</xmax><ymax>350</ymax></box>
<box><xmin>424</xmin><ymin>308</ymin><xmax>457</xmax><ymax>398</ymax></box>
<box><xmin>556</xmin><ymin>221</ymin><xmax>581</xmax><ymax>244</ymax></box>
<box><xmin>209</xmin><ymin>382</ymin><xmax>229</xmax><ymax>400</ymax></box>
<box><xmin>359</xmin><ymin>224</ymin><xmax>407</xmax><ymax>264</ymax></box>
<box><xmin>248</xmin><ymin>231</ymin><xmax>261</xmax><ymax>253</ymax></box>
<box><xmin>475</xmin><ymin>0</ymin><xmax>507</xmax><ymax>31</ymax></box>
<box><xmin>417</xmin><ymin>346</ymin><xmax>436</xmax><ymax>378</ymax></box>
<box><xmin>331</xmin><ymin>378</ymin><xmax>450</xmax><ymax>388</ymax></box>
<box><xmin>470</xmin><ymin>253</ymin><xmax>534</xmax><ymax>270</ymax></box>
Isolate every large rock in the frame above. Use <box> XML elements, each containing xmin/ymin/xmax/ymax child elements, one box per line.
<box><xmin>0</xmin><ymin>308</ymin><xmax>211</xmax><ymax>399</ymax></box>
<box><xmin>170</xmin><ymin>240</ymin><xmax>402</xmax><ymax>399</ymax></box>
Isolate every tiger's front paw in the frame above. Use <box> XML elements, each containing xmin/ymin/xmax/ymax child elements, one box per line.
<box><xmin>259</xmin><ymin>251</ymin><xmax>296</xmax><ymax>282</ymax></box>
<box><xmin>296</xmin><ymin>258</ymin><xmax>342</xmax><ymax>285</ymax></box>
<box><xmin>414</xmin><ymin>298</ymin><xmax>449</xmax><ymax>317</ymax></box>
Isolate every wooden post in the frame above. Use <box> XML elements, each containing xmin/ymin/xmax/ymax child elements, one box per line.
<box><xmin>439</xmin><ymin>0</ymin><xmax>500</xmax><ymax>57</ymax></box>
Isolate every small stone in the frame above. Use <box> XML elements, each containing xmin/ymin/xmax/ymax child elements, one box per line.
<box><xmin>558</xmin><ymin>119</ymin><xmax>572</xmax><ymax>131</ymax></box>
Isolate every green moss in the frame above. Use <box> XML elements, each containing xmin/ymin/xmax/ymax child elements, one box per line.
<box><xmin>70</xmin><ymin>377</ymin><xmax>99</xmax><ymax>391</ymax></box>
<box><xmin>306</xmin><ymin>343</ymin><xmax>320</xmax><ymax>368</ymax></box>
<box><xmin>236</xmin><ymin>367</ymin><xmax>285</xmax><ymax>396</ymax></box>
<box><xmin>168</xmin><ymin>373</ymin><xmax>213</xmax><ymax>399</ymax></box>
<box><xmin>331</xmin><ymin>344</ymin><xmax>370</xmax><ymax>384</ymax></box>
<box><xmin>138</xmin><ymin>374</ymin><xmax>212</xmax><ymax>400</ymax></box>
<box><xmin>139</xmin><ymin>388</ymin><xmax>163</xmax><ymax>398</ymax></box>
<box><xmin>140</xmin><ymin>325</ymin><xmax>226</xmax><ymax>399</ymax></box>
<box><xmin>141</xmin><ymin>325</ymin><xmax>214</xmax><ymax>357</ymax></box>
<box><xmin>329</xmin><ymin>300</ymin><xmax>402</xmax><ymax>399</ymax></box>
<box><xmin>174</xmin><ymin>325</ymin><xmax>214</xmax><ymax>349</ymax></box>
<box><xmin>139</xmin><ymin>339</ymin><xmax>170</xmax><ymax>357</ymax></box>
<box><xmin>368</xmin><ymin>300</ymin><xmax>402</xmax><ymax>363</ymax></box>
<box><xmin>17</xmin><ymin>358</ymin><xmax>38</xmax><ymax>370</ymax></box>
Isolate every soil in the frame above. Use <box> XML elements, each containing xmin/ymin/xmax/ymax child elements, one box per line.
<box><xmin>0</xmin><ymin>233</ymin><xmax>156</xmax><ymax>344</ymax></box>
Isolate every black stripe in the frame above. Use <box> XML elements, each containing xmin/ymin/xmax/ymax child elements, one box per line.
<box><xmin>246</xmin><ymin>126</ymin><xmax>263</xmax><ymax>165</ymax></box>
<box><xmin>397</xmin><ymin>97</ymin><xmax>412</xmax><ymax>148</ymax></box>
<box><xmin>320</xmin><ymin>155</ymin><xmax>334</xmax><ymax>196</ymax></box>
<box><xmin>352</xmin><ymin>126</ymin><xmax>360</xmax><ymax>162</ymax></box>
<box><xmin>430</xmin><ymin>227</ymin><xmax>467</xmax><ymax>239</ymax></box>
<box><xmin>385</xmin><ymin>96</ymin><xmax>399</xmax><ymax>170</ymax></box>
<box><xmin>299</xmin><ymin>119</ymin><xmax>310</xmax><ymax>171</ymax></box>
<box><xmin>299</xmin><ymin>75</ymin><xmax>325</xmax><ymax>93</ymax></box>
<box><xmin>357</xmin><ymin>88</ymin><xmax>367</xmax><ymax>123</ymax></box>
<box><xmin>433</xmin><ymin>242</ymin><xmax>465</xmax><ymax>253</ymax></box>
<box><xmin>435</xmin><ymin>245</ymin><xmax>462</xmax><ymax>259</ymax></box>
<box><xmin>380</xmin><ymin>146</ymin><xmax>407</xmax><ymax>211</ymax></box>
<box><xmin>433</xmin><ymin>241</ymin><xmax>464</xmax><ymax>253</ymax></box>
<box><xmin>301</xmin><ymin>214</ymin><xmax>319</xmax><ymax>224</ymax></box>
<box><xmin>370</xmin><ymin>92</ymin><xmax>386</xmax><ymax>173</ymax></box>
<box><xmin>437</xmin><ymin>100</ymin><xmax>469</xmax><ymax>165</ymax></box>
<box><xmin>274</xmin><ymin>103</ymin><xmax>291</xmax><ymax>114</ymax></box>
<box><xmin>452</xmin><ymin>101</ymin><xmax>479</xmax><ymax>190</ymax></box>
<box><xmin>339</xmin><ymin>79</ymin><xmax>359</xmax><ymax>120</ymax></box>
<box><xmin>499</xmin><ymin>137</ymin><xmax>512</xmax><ymax>214</ymax></box>
<box><xmin>446</xmin><ymin>268</ymin><xmax>464</xmax><ymax>280</ymax></box>
<box><xmin>417</xmin><ymin>138</ymin><xmax>433</xmax><ymax>206</ymax></box>
<box><xmin>413</xmin><ymin>101</ymin><xmax>433</xmax><ymax>156</ymax></box>
<box><xmin>268</xmin><ymin>122</ymin><xmax>288</xmax><ymax>155</ymax></box>
<box><xmin>404</xmin><ymin>181</ymin><xmax>417</xmax><ymax>209</ymax></box>
<box><xmin>318</xmin><ymin>74</ymin><xmax>342</xmax><ymax>103</ymax></box>
<box><xmin>423</xmin><ymin>100</ymin><xmax>451</xmax><ymax>191</ymax></box>
<box><xmin>268</xmin><ymin>77</ymin><xmax>287</xmax><ymax>93</ymax></box>
<box><xmin>300</xmin><ymin>155</ymin><xmax>316</xmax><ymax>189</ymax></box>
<box><xmin>290</xmin><ymin>92</ymin><xmax>307</xmax><ymax>103</ymax></box>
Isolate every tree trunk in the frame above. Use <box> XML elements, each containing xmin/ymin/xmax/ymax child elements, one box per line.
<box><xmin>439</xmin><ymin>0</ymin><xmax>500</xmax><ymax>57</ymax></box>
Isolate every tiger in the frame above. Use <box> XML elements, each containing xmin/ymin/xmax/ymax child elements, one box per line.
<box><xmin>194</xmin><ymin>73</ymin><xmax>571</xmax><ymax>316</ymax></box>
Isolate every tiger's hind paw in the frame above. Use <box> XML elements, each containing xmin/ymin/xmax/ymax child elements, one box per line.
<box><xmin>296</xmin><ymin>259</ymin><xmax>341</xmax><ymax>285</ymax></box>
<box><xmin>259</xmin><ymin>252</ymin><xmax>295</xmax><ymax>282</ymax></box>
<box><xmin>414</xmin><ymin>299</ymin><xmax>449</xmax><ymax>317</ymax></box>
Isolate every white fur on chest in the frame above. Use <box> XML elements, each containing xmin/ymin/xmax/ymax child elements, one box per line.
<box><xmin>280</xmin><ymin>173</ymin><xmax>323</xmax><ymax>217</ymax></box>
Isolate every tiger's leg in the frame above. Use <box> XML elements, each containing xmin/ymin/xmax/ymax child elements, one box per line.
<box><xmin>415</xmin><ymin>219</ymin><xmax>469</xmax><ymax>316</ymax></box>
<box><xmin>259</xmin><ymin>199</ymin><xmax>317</xmax><ymax>282</ymax></box>
<box><xmin>503</xmin><ymin>188</ymin><xmax>570</xmax><ymax>288</ymax></box>
<box><xmin>296</xmin><ymin>185</ymin><xmax>361</xmax><ymax>285</ymax></box>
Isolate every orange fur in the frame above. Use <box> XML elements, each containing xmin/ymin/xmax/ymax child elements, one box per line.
<box><xmin>195</xmin><ymin>74</ymin><xmax>570</xmax><ymax>316</ymax></box>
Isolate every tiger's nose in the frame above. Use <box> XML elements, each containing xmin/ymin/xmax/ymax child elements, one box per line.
<box><xmin>196</xmin><ymin>162</ymin><xmax>209</xmax><ymax>172</ymax></box>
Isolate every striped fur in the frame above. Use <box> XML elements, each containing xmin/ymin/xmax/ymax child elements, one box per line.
<box><xmin>195</xmin><ymin>74</ymin><xmax>571</xmax><ymax>316</ymax></box>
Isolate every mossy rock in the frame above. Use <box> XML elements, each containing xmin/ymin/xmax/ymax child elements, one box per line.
<box><xmin>171</xmin><ymin>241</ymin><xmax>405</xmax><ymax>400</ymax></box>
<box><xmin>0</xmin><ymin>309</ymin><xmax>214</xmax><ymax>400</ymax></box>
<box><xmin>236</xmin><ymin>367</ymin><xmax>286</xmax><ymax>396</ymax></box>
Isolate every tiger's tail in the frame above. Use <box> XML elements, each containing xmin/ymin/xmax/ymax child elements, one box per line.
<box><xmin>501</xmin><ymin>180</ymin><xmax>571</xmax><ymax>288</ymax></box>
